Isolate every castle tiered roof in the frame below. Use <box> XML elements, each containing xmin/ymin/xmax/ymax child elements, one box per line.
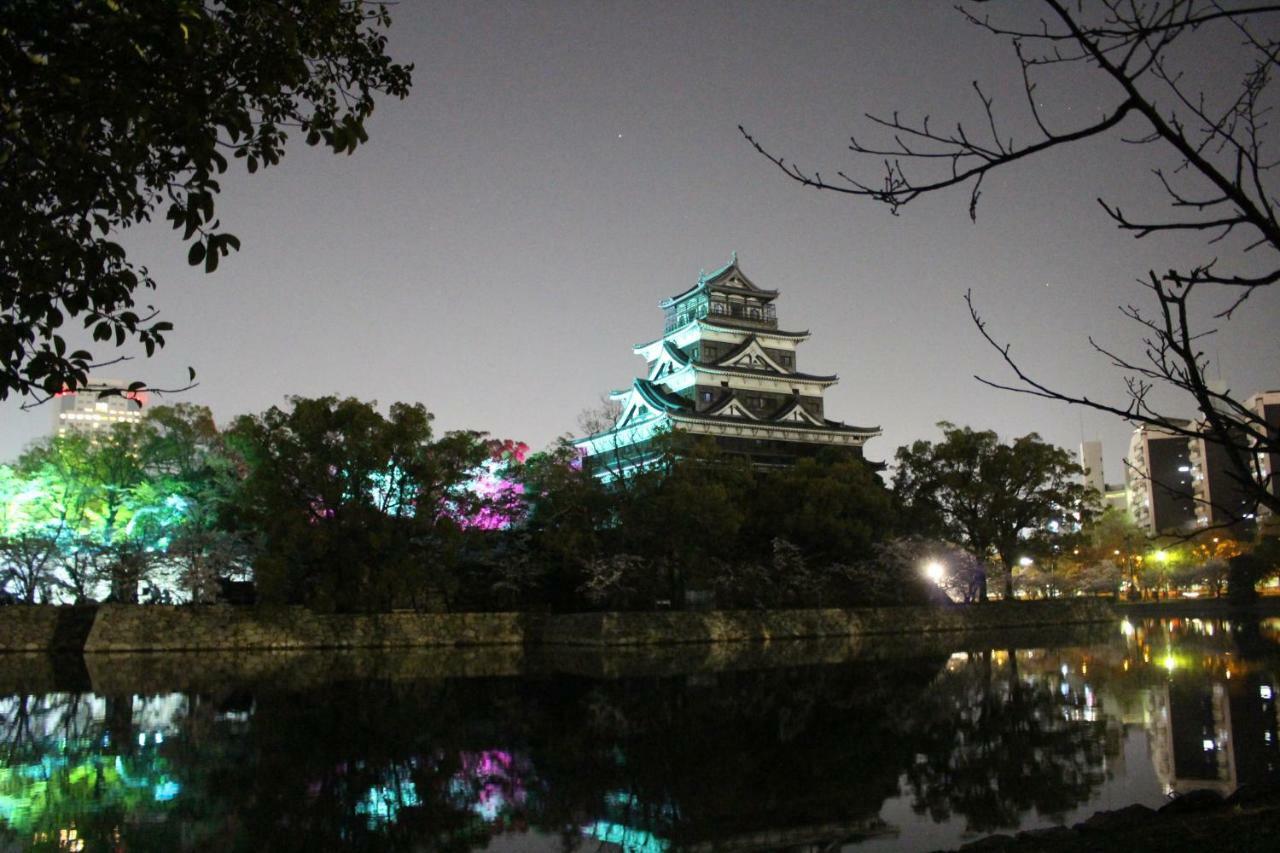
<box><xmin>576</xmin><ymin>257</ymin><xmax>880</xmax><ymax>477</ymax></box>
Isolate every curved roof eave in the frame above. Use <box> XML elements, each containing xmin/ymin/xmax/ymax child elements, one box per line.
<box><xmin>697</xmin><ymin>363</ymin><xmax>839</xmax><ymax>383</ymax></box>
<box><xmin>634</xmin><ymin>378</ymin><xmax>691</xmax><ymax>412</ymax></box>
<box><xmin>699</xmin><ymin>319</ymin><xmax>810</xmax><ymax>339</ymax></box>
<box><xmin>671</xmin><ymin>412</ymin><xmax>878</xmax><ymax>435</ymax></box>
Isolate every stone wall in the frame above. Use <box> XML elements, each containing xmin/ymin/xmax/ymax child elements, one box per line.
<box><xmin>0</xmin><ymin>605</ymin><xmax>96</xmax><ymax>651</ymax></box>
<box><xmin>0</xmin><ymin>599</ymin><xmax>1117</xmax><ymax>654</ymax></box>
<box><xmin>82</xmin><ymin>604</ymin><xmax>530</xmax><ymax>652</ymax></box>
<box><xmin>540</xmin><ymin>599</ymin><xmax>1117</xmax><ymax>646</ymax></box>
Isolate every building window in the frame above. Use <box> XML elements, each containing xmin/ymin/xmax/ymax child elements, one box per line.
<box><xmin>701</xmin><ymin>391</ymin><xmax>713</xmax><ymax>402</ymax></box>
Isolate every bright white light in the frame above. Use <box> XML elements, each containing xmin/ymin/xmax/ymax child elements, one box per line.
<box><xmin>1262</xmin><ymin>685</ymin><xmax>1274</xmax><ymax>700</ymax></box>
<box><xmin>1120</xmin><ymin>619</ymin><xmax>1135</xmax><ymax>637</ymax></box>
<box><xmin>1203</xmin><ymin>739</ymin><xmax>1215</xmax><ymax>751</ymax></box>
<box><xmin>1019</xmin><ymin>556</ymin><xmax>1033</xmax><ymax>567</ymax></box>
<box><xmin>923</xmin><ymin>561</ymin><xmax>945</xmax><ymax>583</ymax></box>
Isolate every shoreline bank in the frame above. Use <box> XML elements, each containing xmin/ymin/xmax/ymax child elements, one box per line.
<box><xmin>0</xmin><ymin>599</ymin><xmax>1119</xmax><ymax>653</ymax></box>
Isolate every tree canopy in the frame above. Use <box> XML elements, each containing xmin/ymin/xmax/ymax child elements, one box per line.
<box><xmin>226</xmin><ymin>396</ymin><xmax>489</xmax><ymax>611</ymax></box>
<box><xmin>893</xmin><ymin>422</ymin><xmax>1091</xmax><ymax>600</ymax></box>
<box><xmin>1</xmin><ymin>1</ymin><xmax>412</xmax><ymax>402</ymax></box>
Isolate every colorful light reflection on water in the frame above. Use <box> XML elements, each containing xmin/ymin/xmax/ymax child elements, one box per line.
<box><xmin>0</xmin><ymin>617</ymin><xmax>1276</xmax><ymax>851</ymax></box>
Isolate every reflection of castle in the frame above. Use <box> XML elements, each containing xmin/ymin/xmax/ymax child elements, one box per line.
<box><xmin>1148</xmin><ymin>673</ymin><xmax>1280</xmax><ymax>796</ymax></box>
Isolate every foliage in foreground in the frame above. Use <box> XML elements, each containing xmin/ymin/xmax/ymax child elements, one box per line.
<box><xmin>1</xmin><ymin>1</ymin><xmax>413</xmax><ymax>401</ymax></box>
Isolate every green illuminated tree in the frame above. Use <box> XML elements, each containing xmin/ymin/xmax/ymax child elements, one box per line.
<box><xmin>135</xmin><ymin>404</ymin><xmax>249</xmax><ymax>601</ymax></box>
<box><xmin>1</xmin><ymin>404</ymin><xmax>244</xmax><ymax>602</ymax></box>
<box><xmin>1</xmin><ymin>436</ymin><xmax>100</xmax><ymax>602</ymax></box>
<box><xmin>1</xmin><ymin>0</ymin><xmax>413</xmax><ymax>402</ymax></box>
<box><xmin>894</xmin><ymin>423</ymin><xmax>1092</xmax><ymax>601</ymax></box>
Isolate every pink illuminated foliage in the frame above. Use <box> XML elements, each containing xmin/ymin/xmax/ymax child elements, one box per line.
<box><xmin>455</xmin><ymin>440</ymin><xmax>529</xmax><ymax>531</ymax></box>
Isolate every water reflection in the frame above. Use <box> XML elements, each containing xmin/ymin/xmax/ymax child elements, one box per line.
<box><xmin>0</xmin><ymin>617</ymin><xmax>1276</xmax><ymax>852</ymax></box>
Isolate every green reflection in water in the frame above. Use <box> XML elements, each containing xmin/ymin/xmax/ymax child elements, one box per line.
<box><xmin>0</xmin><ymin>617</ymin><xmax>1275</xmax><ymax>851</ymax></box>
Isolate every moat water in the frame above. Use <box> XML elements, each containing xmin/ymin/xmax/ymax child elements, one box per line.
<box><xmin>1</xmin><ymin>615</ymin><xmax>1277</xmax><ymax>852</ymax></box>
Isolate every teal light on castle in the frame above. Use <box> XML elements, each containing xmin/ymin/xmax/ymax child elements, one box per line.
<box><xmin>574</xmin><ymin>256</ymin><xmax>880</xmax><ymax>480</ymax></box>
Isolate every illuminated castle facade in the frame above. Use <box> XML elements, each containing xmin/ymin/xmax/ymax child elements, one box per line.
<box><xmin>575</xmin><ymin>256</ymin><xmax>879</xmax><ymax>479</ymax></box>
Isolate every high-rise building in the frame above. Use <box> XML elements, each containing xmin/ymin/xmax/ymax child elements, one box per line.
<box><xmin>1078</xmin><ymin>440</ymin><xmax>1128</xmax><ymax>513</ymax></box>
<box><xmin>1126</xmin><ymin>422</ymin><xmax>1197</xmax><ymax>535</ymax></box>
<box><xmin>51</xmin><ymin>379</ymin><xmax>146</xmax><ymax>440</ymax></box>
<box><xmin>1188</xmin><ymin>426</ymin><xmax>1255</xmax><ymax>529</ymax></box>
<box><xmin>1079</xmin><ymin>440</ymin><xmax>1105</xmax><ymax>496</ymax></box>
<box><xmin>1247</xmin><ymin>390</ymin><xmax>1280</xmax><ymax>519</ymax></box>
<box><xmin>574</xmin><ymin>256</ymin><xmax>879</xmax><ymax>479</ymax></box>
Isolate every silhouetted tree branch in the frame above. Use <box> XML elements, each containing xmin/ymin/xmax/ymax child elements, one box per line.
<box><xmin>743</xmin><ymin>0</ymin><xmax>1280</xmax><ymax>522</ymax></box>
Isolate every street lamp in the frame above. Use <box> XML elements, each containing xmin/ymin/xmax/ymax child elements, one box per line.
<box><xmin>924</xmin><ymin>560</ymin><xmax>945</xmax><ymax>584</ymax></box>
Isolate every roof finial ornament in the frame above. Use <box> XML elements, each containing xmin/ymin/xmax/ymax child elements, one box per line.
<box><xmin>730</xmin><ymin>250</ymin><xmax>738</xmax><ymax>265</ymax></box>
<box><xmin>698</xmin><ymin>267</ymin><xmax>706</xmax><ymax>284</ymax></box>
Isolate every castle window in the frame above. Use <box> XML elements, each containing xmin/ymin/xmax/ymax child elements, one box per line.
<box><xmin>701</xmin><ymin>391</ymin><xmax>712</xmax><ymax>402</ymax></box>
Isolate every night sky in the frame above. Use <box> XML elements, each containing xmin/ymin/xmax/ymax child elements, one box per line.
<box><xmin>3</xmin><ymin>1</ymin><xmax>1277</xmax><ymax>484</ymax></box>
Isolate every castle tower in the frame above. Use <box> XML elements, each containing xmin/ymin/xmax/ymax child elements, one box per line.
<box><xmin>575</xmin><ymin>256</ymin><xmax>880</xmax><ymax>479</ymax></box>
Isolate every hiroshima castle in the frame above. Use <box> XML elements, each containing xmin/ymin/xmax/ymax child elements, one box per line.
<box><xmin>575</xmin><ymin>256</ymin><xmax>880</xmax><ymax>479</ymax></box>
